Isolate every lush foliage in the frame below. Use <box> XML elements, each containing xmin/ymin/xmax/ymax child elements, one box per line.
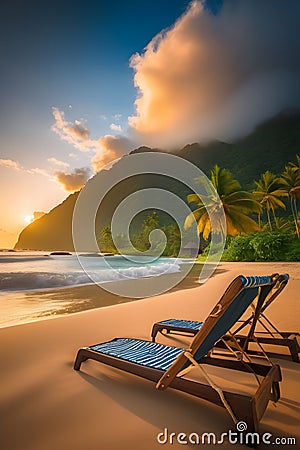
<box><xmin>279</xmin><ymin>164</ymin><xmax>300</xmax><ymax>237</ymax></box>
<box><xmin>222</xmin><ymin>232</ymin><xmax>300</xmax><ymax>262</ymax></box>
<box><xmin>98</xmin><ymin>155</ymin><xmax>300</xmax><ymax>261</ymax></box>
<box><xmin>185</xmin><ymin>165</ymin><xmax>261</xmax><ymax>239</ymax></box>
<box><xmin>253</xmin><ymin>171</ymin><xmax>287</xmax><ymax>230</ymax></box>
<box><xmin>97</xmin><ymin>226</ymin><xmax>116</xmax><ymax>253</ymax></box>
<box><xmin>98</xmin><ymin>212</ymin><xmax>183</xmax><ymax>257</ymax></box>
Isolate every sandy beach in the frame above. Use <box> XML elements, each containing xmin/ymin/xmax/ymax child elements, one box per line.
<box><xmin>0</xmin><ymin>262</ymin><xmax>299</xmax><ymax>450</ymax></box>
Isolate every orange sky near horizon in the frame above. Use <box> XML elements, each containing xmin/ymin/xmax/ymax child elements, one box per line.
<box><xmin>0</xmin><ymin>167</ymin><xmax>67</xmax><ymax>249</ymax></box>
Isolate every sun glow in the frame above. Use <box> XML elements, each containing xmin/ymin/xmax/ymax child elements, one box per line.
<box><xmin>25</xmin><ymin>214</ymin><xmax>34</xmax><ymax>225</ymax></box>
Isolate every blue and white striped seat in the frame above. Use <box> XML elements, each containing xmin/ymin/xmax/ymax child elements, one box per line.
<box><xmin>90</xmin><ymin>338</ymin><xmax>184</xmax><ymax>371</ymax></box>
<box><xmin>157</xmin><ymin>319</ymin><xmax>203</xmax><ymax>331</ymax></box>
<box><xmin>240</xmin><ymin>275</ymin><xmax>273</xmax><ymax>288</ymax></box>
<box><xmin>155</xmin><ymin>277</ymin><xmax>274</xmax><ymax>333</ymax></box>
<box><xmin>151</xmin><ymin>275</ymin><xmax>275</xmax><ymax>341</ymax></box>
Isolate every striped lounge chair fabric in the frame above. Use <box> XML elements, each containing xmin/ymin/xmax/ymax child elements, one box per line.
<box><xmin>151</xmin><ymin>275</ymin><xmax>275</xmax><ymax>342</ymax></box>
<box><xmin>90</xmin><ymin>338</ymin><xmax>184</xmax><ymax>371</ymax></box>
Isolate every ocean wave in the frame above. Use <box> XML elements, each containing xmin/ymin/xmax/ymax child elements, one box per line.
<box><xmin>0</xmin><ymin>263</ymin><xmax>180</xmax><ymax>291</ymax></box>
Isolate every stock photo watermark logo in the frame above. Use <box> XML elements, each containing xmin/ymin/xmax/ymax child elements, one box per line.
<box><xmin>157</xmin><ymin>422</ymin><xmax>297</xmax><ymax>446</ymax></box>
<box><xmin>72</xmin><ymin>152</ymin><xmax>226</xmax><ymax>297</ymax></box>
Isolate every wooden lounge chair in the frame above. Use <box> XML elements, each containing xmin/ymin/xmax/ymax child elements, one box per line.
<box><xmin>74</xmin><ymin>275</ymin><xmax>282</xmax><ymax>445</ymax></box>
<box><xmin>152</xmin><ymin>274</ymin><xmax>299</xmax><ymax>362</ymax></box>
<box><xmin>232</xmin><ymin>274</ymin><xmax>299</xmax><ymax>362</ymax></box>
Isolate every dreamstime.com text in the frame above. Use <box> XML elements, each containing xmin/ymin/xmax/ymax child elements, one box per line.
<box><xmin>157</xmin><ymin>422</ymin><xmax>296</xmax><ymax>446</ymax></box>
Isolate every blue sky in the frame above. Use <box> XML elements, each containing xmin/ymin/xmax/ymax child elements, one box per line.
<box><xmin>0</xmin><ymin>0</ymin><xmax>196</xmax><ymax>168</ymax></box>
<box><xmin>0</xmin><ymin>0</ymin><xmax>199</xmax><ymax>246</ymax></box>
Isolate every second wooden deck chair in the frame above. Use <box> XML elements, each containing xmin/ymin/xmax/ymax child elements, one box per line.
<box><xmin>151</xmin><ymin>274</ymin><xmax>298</xmax><ymax>362</ymax></box>
<box><xmin>74</xmin><ymin>275</ymin><xmax>281</xmax><ymax>445</ymax></box>
<box><xmin>232</xmin><ymin>274</ymin><xmax>299</xmax><ymax>362</ymax></box>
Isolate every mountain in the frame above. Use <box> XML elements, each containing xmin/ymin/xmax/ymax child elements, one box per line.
<box><xmin>14</xmin><ymin>112</ymin><xmax>300</xmax><ymax>250</ymax></box>
<box><xmin>178</xmin><ymin>111</ymin><xmax>300</xmax><ymax>188</ymax></box>
<box><xmin>15</xmin><ymin>192</ymin><xmax>79</xmax><ymax>251</ymax></box>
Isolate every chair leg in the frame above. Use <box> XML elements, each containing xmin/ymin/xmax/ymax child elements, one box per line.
<box><xmin>151</xmin><ymin>324</ymin><xmax>162</xmax><ymax>342</ymax></box>
<box><xmin>74</xmin><ymin>348</ymin><xmax>89</xmax><ymax>371</ymax></box>
<box><xmin>255</xmin><ymin>336</ymin><xmax>299</xmax><ymax>363</ymax></box>
<box><xmin>271</xmin><ymin>381</ymin><xmax>281</xmax><ymax>403</ymax></box>
<box><xmin>151</xmin><ymin>323</ymin><xmax>159</xmax><ymax>342</ymax></box>
<box><xmin>288</xmin><ymin>339</ymin><xmax>300</xmax><ymax>363</ymax></box>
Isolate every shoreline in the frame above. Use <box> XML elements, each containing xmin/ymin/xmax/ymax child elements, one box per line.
<box><xmin>1</xmin><ymin>261</ymin><xmax>300</xmax><ymax>329</ymax></box>
<box><xmin>0</xmin><ymin>262</ymin><xmax>206</xmax><ymax>329</ymax></box>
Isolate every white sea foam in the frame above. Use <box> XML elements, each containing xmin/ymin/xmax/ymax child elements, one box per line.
<box><xmin>0</xmin><ymin>263</ymin><xmax>180</xmax><ymax>292</ymax></box>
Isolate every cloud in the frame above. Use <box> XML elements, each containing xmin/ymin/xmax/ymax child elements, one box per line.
<box><xmin>29</xmin><ymin>167</ymin><xmax>52</xmax><ymax>178</ymax></box>
<box><xmin>52</xmin><ymin>108</ymin><xmax>134</xmax><ymax>169</ymax></box>
<box><xmin>51</xmin><ymin>108</ymin><xmax>93</xmax><ymax>152</ymax></box>
<box><xmin>92</xmin><ymin>135</ymin><xmax>133</xmax><ymax>171</ymax></box>
<box><xmin>51</xmin><ymin>107</ymin><xmax>134</xmax><ymax>171</ymax></box>
<box><xmin>128</xmin><ymin>0</ymin><xmax>300</xmax><ymax>148</ymax></box>
<box><xmin>109</xmin><ymin>123</ymin><xmax>122</xmax><ymax>132</ymax></box>
<box><xmin>51</xmin><ymin>0</ymin><xmax>300</xmax><ymax>167</ymax></box>
<box><xmin>0</xmin><ymin>159</ymin><xmax>21</xmax><ymax>170</ymax></box>
<box><xmin>55</xmin><ymin>167</ymin><xmax>91</xmax><ymax>192</ymax></box>
<box><xmin>47</xmin><ymin>157</ymin><xmax>70</xmax><ymax>168</ymax></box>
<box><xmin>0</xmin><ymin>159</ymin><xmax>50</xmax><ymax>177</ymax></box>
<box><xmin>0</xmin><ymin>157</ymin><xmax>73</xmax><ymax>188</ymax></box>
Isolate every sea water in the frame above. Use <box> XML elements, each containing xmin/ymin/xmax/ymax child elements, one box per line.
<box><xmin>0</xmin><ymin>252</ymin><xmax>182</xmax><ymax>327</ymax></box>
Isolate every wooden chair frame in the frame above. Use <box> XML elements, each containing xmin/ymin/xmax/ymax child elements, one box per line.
<box><xmin>152</xmin><ymin>274</ymin><xmax>299</xmax><ymax>362</ymax></box>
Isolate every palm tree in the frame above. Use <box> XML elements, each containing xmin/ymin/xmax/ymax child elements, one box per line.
<box><xmin>279</xmin><ymin>165</ymin><xmax>300</xmax><ymax>238</ymax></box>
<box><xmin>253</xmin><ymin>171</ymin><xmax>287</xmax><ymax>231</ymax></box>
<box><xmin>185</xmin><ymin>165</ymin><xmax>261</xmax><ymax>239</ymax></box>
<box><xmin>287</xmin><ymin>154</ymin><xmax>300</xmax><ymax>170</ymax></box>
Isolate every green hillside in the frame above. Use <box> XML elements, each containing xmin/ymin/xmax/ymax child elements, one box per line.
<box><xmin>14</xmin><ymin>112</ymin><xmax>300</xmax><ymax>251</ymax></box>
<box><xmin>178</xmin><ymin>111</ymin><xmax>300</xmax><ymax>188</ymax></box>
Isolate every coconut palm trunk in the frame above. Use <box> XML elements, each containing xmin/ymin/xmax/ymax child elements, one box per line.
<box><xmin>253</xmin><ymin>171</ymin><xmax>286</xmax><ymax>232</ymax></box>
<box><xmin>291</xmin><ymin>195</ymin><xmax>300</xmax><ymax>238</ymax></box>
<box><xmin>266</xmin><ymin>208</ymin><xmax>272</xmax><ymax>231</ymax></box>
<box><xmin>279</xmin><ymin>163</ymin><xmax>300</xmax><ymax>238</ymax></box>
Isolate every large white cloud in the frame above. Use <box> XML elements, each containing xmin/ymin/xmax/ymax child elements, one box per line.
<box><xmin>128</xmin><ymin>0</ymin><xmax>300</xmax><ymax>148</ymax></box>
<box><xmin>51</xmin><ymin>1</ymin><xmax>300</xmax><ymax>168</ymax></box>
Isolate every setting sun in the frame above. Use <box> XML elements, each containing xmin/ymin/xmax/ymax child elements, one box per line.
<box><xmin>25</xmin><ymin>214</ymin><xmax>34</xmax><ymax>225</ymax></box>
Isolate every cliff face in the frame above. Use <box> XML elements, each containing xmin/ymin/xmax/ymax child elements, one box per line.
<box><xmin>14</xmin><ymin>112</ymin><xmax>300</xmax><ymax>251</ymax></box>
<box><xmin>178</xmin><ymin>111</ymin><xmax>300</xmax><ymax>188</ymax></box>
<box><xmin>14</xmin><ymin>192</ymin><xmax>79</xmax><ymax>251</ymax></box>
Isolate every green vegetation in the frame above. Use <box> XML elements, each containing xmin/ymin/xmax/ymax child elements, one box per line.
<box><xmin>98</xmin><ymin>154</ymin><xmax>300</xmax><ymax>261</ymax></box>
<box><xmin>15</xmin><ymin>112</ymin><xmax>300</xmax><ymax>252</ymax></box>
<box><xmin>196</xmin><ymin>154</ymin><xmax>300</xmax><ymax>261</ymax></box>
<box><xmin>98</xmin><ymin>226</ymin><xmax>117</xmax><ymax>253</ymax></box>
<box><xmin>222</xmin><ymin>233</ymin><xmax>300</xmax><ymax>262</ymax></box>
<box><xmin>97</xmin><ymin>212</ymin><xmax>182</xmax><ymax>257</ymax></box>
<box><xmin>253</xmin><ymin>171</ymin><xmax>287</xmax><ymax>230</ymax></box>
<box><xmin>279</xmin><ymin>162</ymin><xmax>300</xmax><ymax>237</ymax></box>
<box><xmin>185</xmin><ymin>165</ymin><xmax>261</xmax><ymax>238</ymax></box>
